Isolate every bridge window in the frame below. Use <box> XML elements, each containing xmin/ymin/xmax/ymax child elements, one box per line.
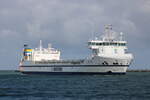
<box><xmin>92</xmin><ymin>43</ymin><xmax>95</xmax><ymax>45</ymax></box>
<box><xmin>91</xmin><ymin>42</ymin><xmax>103</xmax><ymax>46</ymax></box>
<box><xmin>110</xmin><ymin>43</ymin><xmax>113</xmax><ymax>45</ymax></box>
<box><xmin>96</xmin><ymin>43</ymin><xmax>99</xmax><ymax>45</ymax></box>
<box><xmin>89</xmin><ymin>42</ymin><xmax>126</xmax><ymax>46</ymax></box>
<box><xmin>106</xmin><ymin>42</ymin><xmax>109</xmax><ymax>45</ymax></box>
<box><xmin>119</xmin><ymin>43</ymin><xmax>126</xmax><ymax>46</ymax></box>
<box><xmin>118</xmin><ymin>43</ymin><xmax>121</xmax><ymax>46</ymax></box>
<box><xmin>99</xmin><ymin>43</ymin><xmax>102</xmax><ymax>45</ymax></box>
<box><xmin>102</xmin><ymin>42</ymin><xmax>106</xmax><ymax>46</ymax></box>
<box><xmin>122</xmin><ymin>43</ymin><xmax>126</xmax><ymax>46</ymax></box>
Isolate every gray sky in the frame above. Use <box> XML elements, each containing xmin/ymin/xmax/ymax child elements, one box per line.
<box><xmin>0</xmin><ymin>0</ymin><xmax>150</xmax><ymax>69</ymax></box>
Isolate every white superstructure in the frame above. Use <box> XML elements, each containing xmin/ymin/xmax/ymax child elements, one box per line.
<box><xmin>22</xmin><ymin>40</ymin><xmax>60</xmax><ymax>62</ymax></box>
<box><xmin>19</xmin><ymin>25</ymin><xmax>133</xmax><ymax>74</ymax></box>
<box><xmin>32</xmin><ymin>40</ymin><xmax>60</xmax><ymax>61</ymax></box>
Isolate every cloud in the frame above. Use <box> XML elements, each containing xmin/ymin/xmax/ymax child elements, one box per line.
<box><xmin>0</xmin><ymin>29</ymin><xmax>16</xmax><ymax>37</ymax></box>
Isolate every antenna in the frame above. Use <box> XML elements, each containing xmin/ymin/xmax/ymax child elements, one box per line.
<box><xmin>104</xmin><ymin>24</ymin><xmax>113</xmax><ymax>40</ymax></box>
<box><xmin>39</xmin><ymin>40</ymin><xmax>42</xmax><ymax>51</ymax></box>
<box><xmin>120</xmin><ymin>32</ymin><xmax>123</xmax><ymax>41</ymax></box>
<box><xmin>91</xmin><ymin>23</ymin><xmax>95</xmax><ymax>40</ymax></box>
<box><xmin>48</xmin><ymin>43</ymin><xmax>52</xmax><ymax>49</ymax></box>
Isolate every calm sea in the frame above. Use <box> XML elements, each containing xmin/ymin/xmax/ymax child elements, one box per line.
<box><xmin>0</xmin><ymin>71</ymin><xmax>150</xmax><ymax>100</ymax></box>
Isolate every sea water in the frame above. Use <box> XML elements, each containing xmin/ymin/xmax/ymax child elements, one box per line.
<box><xmin>0</xmin><ymin>71</ymin><xmax>150</xmax><ymax>100</ymax></box>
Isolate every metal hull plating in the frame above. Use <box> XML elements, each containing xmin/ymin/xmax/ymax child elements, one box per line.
<box><xmin>19</xmin><ymin>65</ymin><xmax>128</xmax><ymax>75</ymax></box>
<box><xmin>21</xmin><ymin>72</ymin><xmax>126</xmax><ymax>75</ymax></box>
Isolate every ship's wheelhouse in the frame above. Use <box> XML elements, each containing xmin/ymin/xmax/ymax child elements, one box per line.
<box><xmin>88</xmin><ymin>41</ymin><xmax>126</xmax><ymax>46</ymax></box>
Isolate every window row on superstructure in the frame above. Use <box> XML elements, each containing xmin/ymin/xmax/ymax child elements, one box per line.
<box><xmin>88</xmin><ymin>42</ymin><xmax>126</xmax><ymax>46</ymax></box>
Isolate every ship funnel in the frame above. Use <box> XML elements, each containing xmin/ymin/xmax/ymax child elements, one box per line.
<box><xmin>23</xmin><ymin>44</ymin><xmax>32</xmax><ymax>60</ymax></box>
<box><xmin>24</xmin><ymin>44</ymin><xmax>28</xmax><ymax>48</ymax></box>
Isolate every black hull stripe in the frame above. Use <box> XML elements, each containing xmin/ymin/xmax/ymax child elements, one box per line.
<box><xmin>21</xmin><ymin>65</ymin><xmax>129</xmax><ymax>67</ymax></box>
<box><xmin>21</xmin><ymin>72</ymin><xmax>126</xmax><ymax>75</ymax></box>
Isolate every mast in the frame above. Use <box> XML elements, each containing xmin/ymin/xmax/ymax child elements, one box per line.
<box><xmin>104</xmin><ymin>24</ymin><xmax>113</xmax><ymax>41</ymax></box>
<box><xmin>39</xmin><ymin>40</ymin><xmax>42</xmax><ymax>51</ymax></box>
<box><xmin>120</xmin><ymin>32</ymin><xmax>124</xmax><ymax>41</ymax></box>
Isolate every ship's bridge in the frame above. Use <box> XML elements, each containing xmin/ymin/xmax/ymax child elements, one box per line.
<box><xmin>87</xmin><ymin>24</ymin><xmax>129</xmax><ymax>56</ymax></box>
<box><xmin>88</xmin><ymin>40</ymin><xmax>127</xmax><ymax>49</ymax></box>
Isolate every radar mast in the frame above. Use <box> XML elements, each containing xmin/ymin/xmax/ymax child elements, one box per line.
<box><xmin>39</xmin><ymin>40</ymin><xmax>43</xmax><ymax>51</ymax></box>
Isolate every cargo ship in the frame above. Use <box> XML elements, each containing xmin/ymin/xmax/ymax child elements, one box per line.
<box><xmin>19</xmin><ymin>25</ymin><xmax>133</xmax><ymax>74</ymax></box>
